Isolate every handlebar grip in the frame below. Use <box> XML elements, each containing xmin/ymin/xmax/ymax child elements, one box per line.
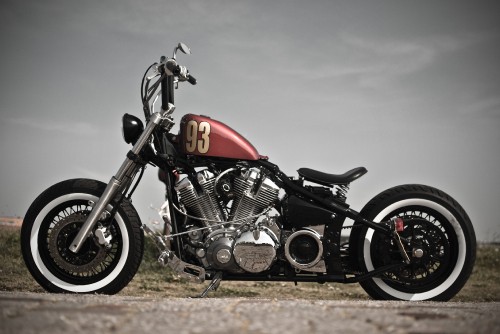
<box><xmin>187</xmin><ymin>74</ymin><xmax>197</xmax><ymax>85</ymax></box>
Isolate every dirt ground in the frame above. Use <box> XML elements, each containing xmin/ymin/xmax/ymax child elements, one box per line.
<box><xmin>1</xmin><ymin>291</ymin><xmax>499</xmax><ymax>334</ymax></box>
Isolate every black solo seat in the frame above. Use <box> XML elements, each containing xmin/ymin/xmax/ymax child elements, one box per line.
<box><xmin>297</xmin><ymin>167</ymin><xmax>367</xmax><ymax>186</ymax></box>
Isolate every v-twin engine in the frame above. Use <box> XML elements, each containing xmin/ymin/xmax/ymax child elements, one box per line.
<box><xmin>175</xmin><ymin>167</ymin><xmax>281</xmax><ymax>273</ymax></box>
<box><xmin>175</xmin><ymin>168</ymin><xmax>279</xmax><ymax>226</ymax></box>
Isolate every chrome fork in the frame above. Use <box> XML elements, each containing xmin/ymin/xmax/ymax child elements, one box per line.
<box><xmin>69</xmin><ymin>104</ymin><xmax>175</xmax><ymax>253</ymax></box>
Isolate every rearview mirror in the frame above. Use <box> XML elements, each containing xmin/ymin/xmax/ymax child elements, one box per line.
<box><xmin>178</xmin><ymin>42</ymin><xmax>191</xmax><ymax>55</ymax></box>
<box><xmin>173</xmin><ymin>42</ymin><xmax>191</xmax><ymax>59</ymax></box>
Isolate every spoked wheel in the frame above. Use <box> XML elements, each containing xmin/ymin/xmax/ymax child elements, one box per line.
<box><xmin>349</xmin><ymin>184</ymin><xmax>476</xmax><ymax>301</ymax></box>
<box><xmin>21</xmin><ymin>179</ymin><xmax>144</xmax><ymax>294</ymax></box>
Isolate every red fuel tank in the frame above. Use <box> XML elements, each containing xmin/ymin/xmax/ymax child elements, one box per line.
<box><xmin>178</xmin><ymin>114</ymin><xmax>261</xmax><ymax>160</ymax></box>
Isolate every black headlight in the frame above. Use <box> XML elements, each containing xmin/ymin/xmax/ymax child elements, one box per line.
<box><xmin>122</xmin><ymin>113</ymin><xmax>144</xmax><ymax>145</ymax></box>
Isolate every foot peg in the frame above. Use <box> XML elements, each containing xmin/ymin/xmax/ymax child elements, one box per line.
<box><xmin>158</xmin><ymin>250</ymin><xmax>205</xmax><ymax>283</ymax></box>
<box><xmin>143</xmin><ymin>224</ymin><xmax>205</xmax><ymax>283</ymax></box>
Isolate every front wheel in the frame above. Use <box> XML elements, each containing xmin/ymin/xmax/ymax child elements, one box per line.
<box><xmin>349</xmin><ymin>184</ymin><xmax>476</xmax><ymax>301</ymax></box>
<box><xmin>21</xmin><ymin>179</ymin><xmax>144</xmax><ymax>294</ymax></box>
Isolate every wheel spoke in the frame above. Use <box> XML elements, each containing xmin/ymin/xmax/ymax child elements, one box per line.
<box><xmin>40</xmin><ymin>202</ymin><xmax>123</xmax><ymax>284</ymax></box>
<box><xmin>370</xmin><ymin>207</ymin><xmax>456</xmax><ymax>290</ymax></box>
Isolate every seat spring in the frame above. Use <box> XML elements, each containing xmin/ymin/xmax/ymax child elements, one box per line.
<box><xmin>335</xmin><ymin>184</ymin><xmax>349</xmax><ymax>202</ymax></box>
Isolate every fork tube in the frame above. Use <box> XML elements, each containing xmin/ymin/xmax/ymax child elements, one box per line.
<box><xmin>69</xmin><ymin>112</ymin><xmax>164</xmax><ymax>253</ymax></box>
<box><xmin>161</xmin><ymin>75</ymin><xmax>174</xmax><ymax>111</ymax></box>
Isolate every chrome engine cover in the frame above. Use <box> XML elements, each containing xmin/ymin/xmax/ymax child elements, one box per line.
<box><xmin>204</xmin><ymin>229</ymin><xmax>239</xmax><ymax>271</ymax></box>
<box><xmin>233</xmin><ymin>227</ymin><xmax>278</xmax><ymax>273</ymax></box>
<box><xmin>200</xmin><ymin>227</ymin><xmax>279</xmax><ymax>273</ymax></box>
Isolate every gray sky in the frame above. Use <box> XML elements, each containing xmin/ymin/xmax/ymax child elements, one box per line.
<box><xmin>1</xmin><ymin>0</ymin><xmax>499</xmax><ymax>241</ymax></box>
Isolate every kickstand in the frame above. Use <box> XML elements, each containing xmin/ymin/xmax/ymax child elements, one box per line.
<box><xmin>195</xmin><ymin>272</ymin><xmax>223</xmax><ymax>298</ymax></box>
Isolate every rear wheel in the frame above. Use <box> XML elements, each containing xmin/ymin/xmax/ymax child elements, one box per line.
<box><xmin>21</xmin><ymin>179</ymin><xmax>144</xmax><ymax>294</ymax></box>
<box><xmin>349</xmin><ymin>184</ymin><xmax>476</xmax><ymax>301</ymax></box>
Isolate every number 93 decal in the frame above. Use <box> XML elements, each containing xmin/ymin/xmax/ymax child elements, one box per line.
<box><xmin>185</xmin><ymin>120</ymin><xmax>211</xmax><ymax>154</ymax></box>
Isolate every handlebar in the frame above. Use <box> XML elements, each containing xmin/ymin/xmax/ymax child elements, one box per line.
<box><xmin>145</xmin><ymin>53</ymin><xmax>196</xmax><ymax>115</ymax></box>
<box><xmin>164</xmin><ymin>59</ymin><xmax>196</xmax><ymax>85</ymax></box>
<box><xmin>160</xmin><ymin>57</ymin><xmax>197</xmax><ymax>111</ymax></box>
<box><xmin>186</xmin><ymin>74</ymin><xmax>197</xmax><ymax>85</ymax></box>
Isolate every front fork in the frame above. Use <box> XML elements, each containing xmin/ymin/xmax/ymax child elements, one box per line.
<box><xmin>69</xmin><ymin>105</ymin><xmax>175</xmax><ymax>253</ymax></box>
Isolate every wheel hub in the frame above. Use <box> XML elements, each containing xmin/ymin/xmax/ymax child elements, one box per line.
<box><xmin>412</xmin><ymin>248</ymin><xmax>424</xmax><ymax>258</ymax></box>
<box><xmin>48</xmin><ymin>213</ymin><xmax>108</xmax><ymax>274</ymax></box>
<box><xmin>384</xmin><ymin>218</ymin><xmax>451</xmax><ymax>284</ymax></box>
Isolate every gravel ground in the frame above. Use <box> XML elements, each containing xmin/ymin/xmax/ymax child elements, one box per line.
<box><xmin>1</xmin><ymin>291</ymin><xmax>499</xmax><ymax>334</ymax></box>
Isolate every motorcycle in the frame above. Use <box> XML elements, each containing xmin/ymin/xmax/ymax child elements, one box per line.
<box><xmin>21</xmin><ymin>43</ymin><xmax>476</xmax><ymax>301</ymax></box>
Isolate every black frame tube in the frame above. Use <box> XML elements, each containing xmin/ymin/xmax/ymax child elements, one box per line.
<box><xmin>221</xmin><ymin>263</ymin><xmax>404</xmax><ymax>283</ymax></box>
<box><xmin>257</xmin><ymin>160</ymin><xmax>392</xmax><ymax>235</ymax></box>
